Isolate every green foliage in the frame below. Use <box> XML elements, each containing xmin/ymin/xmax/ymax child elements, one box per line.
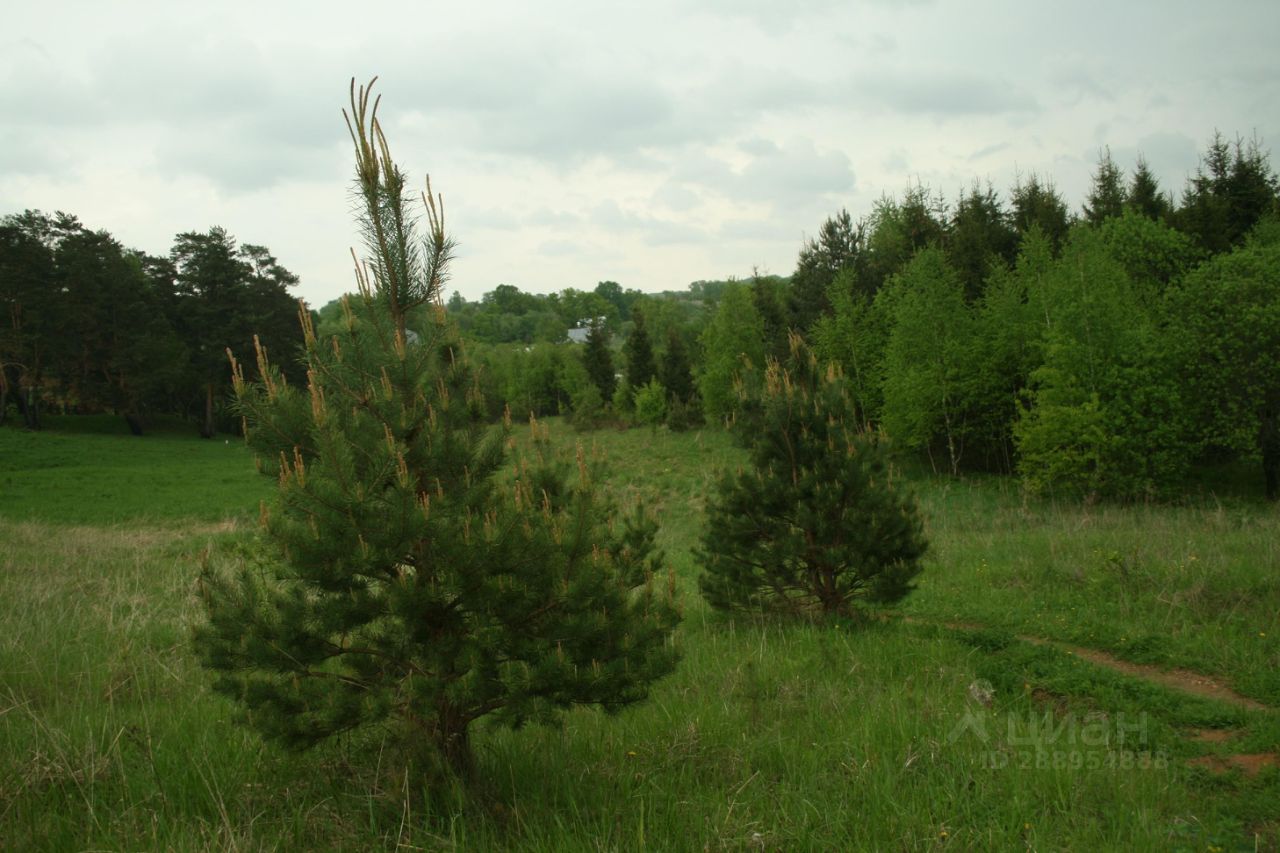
<box><xmin>657</xmin><ymin>326</ymin><xmax>701</xmax><ymax>430</ymax></box>
<box><xmin>477</xmin><ymin>342</ymin><xmax>569</xmax><ymax>419</ymax></box>
<box><xmin>1011</xmin><ymin>173</ymin><xmax>1071</xmax><ymax>254</ymax></box>
<box><xmin>880</xmin><ymin>248</ymin><xmax>975</xmax><ymax>474</ymax></box>
<box><xmin>1082</xmin><ymin>147</ymin><xmax>1126</xmax><ymax>225</ymax></box>
<box><xmin>658</xmin><ymin>327</ymin><xmax>695</xmax><ymax>405</ymax></box>
<box><xmin>1166</xmin><ymin>227</ymin><xmax>1280</xmax><ymax>495</ymax></box>
<box><xmin>698</xmin><ymin>336</ymin><xmax>927</xmax><ymax>615</ymax></box>
<box><xmin>194</xmin><ymin>82</ymin><xmax>680</xmax><ymax>781</ymax></box>
<box><xmin>558</xmin><ymin>346</ymin><xmax>606</xmax><ymax>429</ymax></box>
<box><xmin>861</xmin><ymin>184</ymin><xmax>947</xmax><ymax>297</ymax></box>
<box><xmin>622</xmin><ymin>306</ymin><xmax>656</xmax><ymax>392</ymax></box>
<box><xmin>960</xmin><ymin>234</ymin><xmax>1049</xmax><ymax>472</ymax></box>
<box><xmin>567</xmin><ymin>379</ymin><xmax>606</xmax><ymax>430</ymax></box>
<box><xmin>1176</xmin><ymin>133</ymin><xmax>1279</xmax><ymax>254</ymax></box>
<box><xmin>1097</xmin><ymin>209</ymin><xmax>1200</xmax><ymax>293</ymax></box>
<box><xmin>632</xmin><ymin>378</ymin><xmax>668</xmax><ymax>429</ymax></box>
<box><xmin>810</xmin><ymin>267</ymin><xmax>891</xmax><ymax>426</ymax></box>
<box><xmin>946</xmin><ymin>181</ymin><xmax>1017</xmax><ymax>300</ymax></box>
<box><xmin>0</xmin><ymin>210</ymin><xmax>201</xmax><ymax>432</ymax></box>
<box><xmin>171</xmin><ymin>226</ymin><xmax>304</xmax><ymax>437</ymax></box>
<box><xmin>582</xmin><ymin>320</ymin><xmax>616</xmax><ymax>402</ymax></box>
<box><xmin>751</xmin><ymin>273</ymin><xmax>791</xmax><ymax>363</ymax></box>
<box><xmin>788</xmin><ymin>209</ymin><xmax>860</xmax><ymax>331</ymax></box>
<box><xmin>1015</xmin><ymin>228</ymin><xmax>1192</xmax><ymax>499</ymax></box>
<box><xmin>697</xmin><ymin>282</ymin><xmax>765</xmax><ymax>423</ymax></box>
<box><xmin>1127</xmin><ymin>156</ymin><xmax>1172</xmax><ymax>221</ymax></box>
<box><xmin>5</xmin><ymin>419</ymin><xmax>1280</xmax><ymax>849</ymax></box>
<box><xmin>611</xmin><ymin>378</ymin><xmax>634</xmax><ymax>415</ymax></box>
<box><xmin>1013</xmin><ymin>368</ymin><xmax>1110</xmax><ymax>497</ymax></box>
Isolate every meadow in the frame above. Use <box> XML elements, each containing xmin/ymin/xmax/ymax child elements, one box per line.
<box><xmin>1</xmin><ymin>417</ymin><xmax>1277</xmax><ymax>851</ymax></box>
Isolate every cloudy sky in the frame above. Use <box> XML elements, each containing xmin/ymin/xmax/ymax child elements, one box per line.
<box><xmin>4</xmin><ymin>1</ymin><xmax>1278</xmax><ymax>307</ymax></box>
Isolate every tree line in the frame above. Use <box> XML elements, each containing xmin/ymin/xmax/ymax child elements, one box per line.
<box><xmin>757</xmin><ymin>135</ymin><xmax>1280</xmax><ymax>499</ymax></box>
<box><xmin>5</xmin><ymin>131</ymin><xmax>1278</xmax><ymax>498</ymax></box>
<box><xmin>442</xmin><ymin>133</ymin><xmax>1279</xmax><ymax>499</ymax></box>
<box><xmin>0</xmin><ymin>211</ymin><xmax>304</xmax><ymax>435</ymax></box>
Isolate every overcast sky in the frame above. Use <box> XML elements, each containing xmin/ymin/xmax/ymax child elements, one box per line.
<box><xmin>4</xmin><ymin>0</ymin><xmax>1278</xmax><ymax>307</ymax></box>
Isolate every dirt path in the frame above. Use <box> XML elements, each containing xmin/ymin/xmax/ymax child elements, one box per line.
<box><xmin>905</xmin><ymin>616</ymin><xmax>1279</xmax><ymax>778</ymax></box>
<box><xmin>900</xmin><ymin>614</ymin><xmax>1273</xmax><ymax>712</ymax></box>
<box><xmin>1015</xmin><ymin>635</ymin><xmax>1271</xmax><ymax>712</ymax></box>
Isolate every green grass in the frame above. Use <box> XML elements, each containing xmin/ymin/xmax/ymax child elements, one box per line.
<box><xmin>0</xmin><ymin>417</ymin><xmax>268</xmax><ymax>524</ymax></box>
<box><xmin>1</xmin><ymin>418</ymin><xmax>1277</xmax><ymax>850</ymax></box>
<box><xmin>905</xmin><ymin>477</ymin><xmax>1280</xmax><ymax>705</ymax></box>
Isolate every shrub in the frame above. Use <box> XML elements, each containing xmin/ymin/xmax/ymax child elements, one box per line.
<box><xmin>632</xmin><ymin>378</ymin><xmax>668</xmax><ymax>429</ymax></box>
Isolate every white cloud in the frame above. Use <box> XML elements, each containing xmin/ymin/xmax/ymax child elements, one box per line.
<box><xmin>2</xmin><ymin>0</ymin><xmax>1278</xmax><ymax>306</ymax></box>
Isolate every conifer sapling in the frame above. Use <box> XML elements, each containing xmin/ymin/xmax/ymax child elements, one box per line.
<box><xmin>194</xmin><ymin>79</ymin><xmax>680</xmax><ymax>780</ymax></box>
<box><xmin>698</xmin><ymin>335</ymin><xmax>927</xmax><ymax>615</ymax></box>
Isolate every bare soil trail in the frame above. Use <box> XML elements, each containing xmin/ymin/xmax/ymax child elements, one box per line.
<box><xmin>900</xmin><ymin>615</ymin><xmax>1280</xmax><ymax>776</ymax></box>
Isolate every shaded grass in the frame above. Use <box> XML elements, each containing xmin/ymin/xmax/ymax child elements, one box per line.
<box><xmin>1</xmin><ymin>419</ymin><xmax>1277</xmax><ymax>849</ymax></box>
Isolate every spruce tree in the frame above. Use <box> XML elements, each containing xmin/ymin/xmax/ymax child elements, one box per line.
<box><xmin>659</xmin><ymin>327</ymin><xmax>695</xmax><ymax>405</ymax></box>
<box><xmin>194</xmin><ymin>79</ymin><xmax>680</xmax><ymax>781</ymax></box>
<box><xmin>946</xmin><ymin>180</ymin><xmax>1017</xmax><ymax>301</ymax></box>
<box><xmin>623</xmin><ymin>306</ymin><xmax>656</xmax><ymax>392</ymax></box>
<box><xmin>1011</xmin><ymin>173</ymin><xmax>1071</xmax><ymax>254</ymax></box>
<box><xmin>698</xmin><ymin>335</ymin><xmax>927</xmax><ymax>616</ymax></box>
<box><xmin>1127</xmin><ymin>156</ymin><xmax>1172</xmax><ymax>221</ymax></box>
<box><xmin>788</xmin><ymin>209</ymin><xmax>860</xmax><ymax>332</ymax></box>
<box><xmin>1083</xmin><ymin>147</ymin><xmax>1127</xmax><ymax>225</ymax></box>
<box><xmin>582</xmin><ymin>319</ymin><xmax>616</xmax><ymax>402</ymax></box>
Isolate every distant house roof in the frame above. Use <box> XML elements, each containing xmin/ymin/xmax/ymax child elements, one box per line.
<box><xmin>566</xmin><ymin>328</ymin><xmax>591</xmax><ymax>344</ymax></box>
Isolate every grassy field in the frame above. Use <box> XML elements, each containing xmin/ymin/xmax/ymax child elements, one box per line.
<box><xmin>1</xmin><ymin>417</ymin><xmax>1278</xmax><ymax>851</ymax></box>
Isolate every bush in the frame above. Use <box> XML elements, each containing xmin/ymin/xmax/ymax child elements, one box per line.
<box><xmin>632</xmin><ymin>378</ymin><xmax>668</xmax><ymax>429</ymax></box>
<box><xmin>664</xmin><ymin>394</ymin><xmax>704</xmax><ymax>432</ymax></box>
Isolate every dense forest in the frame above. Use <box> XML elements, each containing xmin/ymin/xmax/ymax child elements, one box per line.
<box><xmin>0</xmin><ymin>213</ymin><xmax>305</xmax><ymax>436</ymax></box>
<box><xmin>4</xmin><ymin>133</ymin><xmax>1278</xmax><ymax>498</ymax></box>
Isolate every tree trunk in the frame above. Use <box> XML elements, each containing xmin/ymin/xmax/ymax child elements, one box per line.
<box><xmin>435</xmin><ymin>702</ymin><xmax>474</xmax><ymax>779</ymax></box>
<box><xmin>124</xmin><ymin>412</ymin><xmax>145</xmax><ymax>436</ymax></box>
<box><xmin>201</xmin><ymin>383</ymin><xmax>216</xmax><ymax>439</ymax></box>
<box><xmin>403</xmin><ymin>705</ymin><xmax>474</xmax><ymax>783</ymax></box>
<box><xmin>22</xmin><ymin>387</ymin><xmax>39</xmax><ymax>430</ymax></box>
<box><xmin>438</xmin><ymin>724</ymin><xmax>473</xmax><ymax>779</ymax></box>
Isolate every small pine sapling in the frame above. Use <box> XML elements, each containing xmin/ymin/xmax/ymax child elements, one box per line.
<box><xmin>698</xmin><ymin>335</ymin><xmax>927</xmax><ymax>616</ymax></box>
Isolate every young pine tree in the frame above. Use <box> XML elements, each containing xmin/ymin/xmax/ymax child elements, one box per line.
<box><xmin>623</xmin><ymin>306</ymin><xmax>656</xmax><ymax>392</ymax></box>
<box><xmin>698</xmin><ymin>335</ymin><xmax>927</xmax><ymax>616</ymax></box>
<box><xmin>194</xmin><ymin>80</ymin><xmax>680</xmax><ymax>781</ymax></box>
